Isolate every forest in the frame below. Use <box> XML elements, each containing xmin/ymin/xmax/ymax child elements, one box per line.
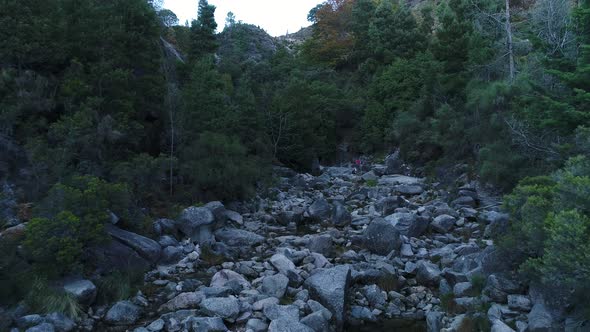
<box><xmin>0</xmin><ymin>0</ymin><xmax>589</xmax><ymax>330</ymax></box>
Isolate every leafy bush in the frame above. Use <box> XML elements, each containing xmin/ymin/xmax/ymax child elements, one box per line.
<box><xmin>179</xmin><ymin>132</ymin><xmax>264</xmax><ymax>201</ymax></box>
<box><xmin>500</xmin><ymin>156</ymin><xmax>590</xmax><ymax>302</ymax></box>
<box><xmin>37</xmin><ymin>175</ymin><xmax>131</xmax><ymax>222</ymax></box>
<box><xmin>470</xmin><ymin>274</ymin><xmax>486</xmax><ymax>294</ymax></box>
<box><xmin>25</xmin><ymin>212</ymin><xmax>91</xmax><ymax>274</ymax></box>
<box><xmin>25</xmin><ymin>176</ymin><xmax>131</xmax><ymax>275</ymax></box>
<box><xmin>112</xmin><ymin>153</ymin><xmax>171</xmax><ymax>205</ymax></box>
<box><xmin>0</xmin><ymin>238</ymin><xmax>33</xmax><ymax>305</ymax></box>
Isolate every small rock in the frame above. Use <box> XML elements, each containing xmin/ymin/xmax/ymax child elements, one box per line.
<box><xmin>301</xmin><ymin>311</ymin><xmax>330</xmax><ymax>332</ymax></box>
<box><xmin>16</xmin><ymin>315</ymin><xmax>44</xmax><ymax>329</ymax></box>
<box><xmin>269</xmin><ymin>319</ymin><xmax>314</xmax><ymax>332</ymax></box>
<box><xmin>426</xmin><ymin>311</ymin><xmax>443</xmax><ymax>332</ymax></box>
<box><xmin>528</xmin><ymin>302</ymin><xmax>553</xmax><ymax>331</ymax></box>
<box><xmin>453</xmin><ymin>282</ymin><xmax>474</xmax><ymax>297</ymax></box>
<box><xmin>62</xmin><ymin>279</ymin><xmax>97</xmax><ymax>306</ymax></box>
<box><xmin>182</xmin><ymin>316</ymin><xmax>228</xmax><ymax>332</ymax></box>
<box><xmin>45</xmin><ymin>312</ymin><xmax>75</xmax><ymax>332</ymax></box>
<box><xmin>159</xmin><ymin>292</ymin><xmax>204</xmax><ymax>312</ymax></box>
<box><xmin>105</xmin><ymin>300</ymin><xmax>142</xmax><ymax>325</ymax></box>
<box><xmin>261</xmin><ymin>274</ymin><xmax>289</xmax><ymax>299</ymax></box>
<box><xmin>146</xmin><ymin>319</ymin><xmax>165</xmax><ymax>331</ymax></box>
<box><xmin>200</xmin><ymin>297</ymin><xmax>240</xmax><ymax>321</ymax></box>
<box><xmin>214</xmin><ymin>228</ymin><xmax>265</xmax><ymax>247</ymax></box>
<box><xmin>416</xmin><ymin>261</ymin><xmax>441</xmax><ymax>286</ymax></box>
<box><xmin>246</xmin><ymin>318</ymin><xmax>268</xmax><ymax>332</ymax></box>
<box><xmin>350</xmin><ymin>306</ymin><xmax>376</xmax><ymax>321</ymax></box>
<box><xmin>25</xmin><ymin>323</ymin><xmax>55</xmax><ymax>332</ymax></box>
<box><xmin>263</xmin><ymin>304</ymin><xmax>299</xmax><ymax>321</ymax></box>
<box><xmin>507</xmin><ymin>295</ymin><xmax>532</xmax><ymax>312</ymax></box>
<box><xmin>210</xmin><ymin>269</ymin><xmax>251</xmax><ymax>290</ymax></box>
<box><xmin>491</xmin><ymin>319</ymin><xmax>516</xmax><ymax>332</ymax></box>
<box><xmin>431</xmin><ymin>215</ymin><xmax>456</xmax><ymax>233</ymax></box>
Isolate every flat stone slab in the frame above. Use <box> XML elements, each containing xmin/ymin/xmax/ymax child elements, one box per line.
<box><xmin>378</xmin><ymin>175</ymin><xmax>424</xmax><ymax>186</ymax></box>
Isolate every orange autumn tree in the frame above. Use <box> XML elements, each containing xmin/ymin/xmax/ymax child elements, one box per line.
<box><xmin>304</xmin><ymin>0</ymin><xmax>356</xmax><ymax>66</ymax></box>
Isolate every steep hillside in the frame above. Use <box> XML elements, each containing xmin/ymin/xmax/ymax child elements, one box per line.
<box><xmin>218</xmin><ymin>24</ymin><xmax>278</xmax><ymax>65</ymax></box>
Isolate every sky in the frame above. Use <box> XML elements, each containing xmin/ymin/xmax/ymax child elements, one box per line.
<box><xmin>162</xmin><ymin>0</ymin><xmax>320</xmax><ymax>36</ymax></box>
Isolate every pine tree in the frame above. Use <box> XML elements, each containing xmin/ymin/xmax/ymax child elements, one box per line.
<box><xmin>368</xmin><ymin>0</ymin><xmax>426</xmax><ymax>64</ymax></box>
<box><xmin>563</xmin><ymin>0</ymin><xmax>590</xmax><ymax>112</ymax></box>
<box><xmin>189</xmin><ymin>0</ymin><xmax>218</xmax><ymax>61</ymax></box>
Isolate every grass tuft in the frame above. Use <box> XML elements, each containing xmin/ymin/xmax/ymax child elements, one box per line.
<box><xmin>470</xmin><ymin>274</ymin><xmax>486</xmax><ymax>295</ymax></box>
<box><xmin>26</xmin><ymin>278</ymin><xmax>83</xmax><ymax>320</ymax></box>
<box><xmin>96</xmin><ymin>269</ymin><xmax>143</xmax><ymax>304</ymax></box>
<box><xmin>377</xmin><ymin>274</ymin><xmax>399</xmax><ymax>292</ymax></box>
<box><xmin>365</xmin><ymin>179</ymin><xmax>378</xmax><ymax>187</ymax></box>
<box><xmin>200</xmin><ymin>246</ymin><xmax>225</xmax><ymax>266</ymax></box>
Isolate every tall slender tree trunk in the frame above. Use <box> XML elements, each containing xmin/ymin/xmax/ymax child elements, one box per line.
<box><xmin>505</xmin><ymin>0</ymin><xmax>515</xmax><ymax>82</ymax></box>
<box><xmin>169</xmin><ymin>107</ymin><xmax>175</xmax><ymax>196</ymax></box>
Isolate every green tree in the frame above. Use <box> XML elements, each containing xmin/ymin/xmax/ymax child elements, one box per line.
<box><xmin>369</xmin><ymin>0</ymin><xmax>426</xmax><ymax>64</ymax></box>
<box><xmin>179</xmin><ymin>132</ymin><xmax>263</xmax><ymax>201</ymax></box>
<box><xmin>189</xmin><ymin>0</ymin><xmax>219</xmax><ymax>61</ymax></box>
<box><xmin>158</xmin><ymin>9</ymin><xmax>179</xmax><ymax>27</ymax></box>
<box><xmin>225</xmin><ymin>11</ymin><xmax>236</xmax><ymax>27</ymax></box>
<box><xmin>500</xmin><ymin>156</ymin><xmax>590</xmax><ymax>303</ymax></box>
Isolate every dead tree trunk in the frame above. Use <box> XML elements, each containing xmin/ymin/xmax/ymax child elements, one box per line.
<box><xmin>505</xmin><ymin>0</ymin><xmax>515</xmax><ymax>82</ymax></box>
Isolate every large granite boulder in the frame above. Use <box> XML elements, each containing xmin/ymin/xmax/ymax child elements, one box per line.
<box><xmin>416</xmin><ymin>261</ymin><xmax>442</xmax><ymax>286</ymax></box>
<box><xmin>178</xmin><ymin>206</ymin><xmax>216</xmax><ymax>244</ymax></box>
<box><xmin>484</xmin><ymin>274</ymin><xmax>521</xmax><ymax>303</ymax></box>
<box><xmin>200</xmin><ymin>297</ymin><xmax>240</xmax><ymax>321</ymax></box>
<box><xmin>210</xmin><ymin>269</ymin><xmax>251</xmax><ymax>290</ymax></box>
<box><xmin>304</xmin><ymin>265</ymin><xmax>351</xmax><ymax>331</ymax></box>
<box><xmin>361</xmin><ymin>218</ymin><xmax>403</xmax><ymax>255</ymax></box>
<box><xmin>331</xmin><ymin>201</ymin><xmax>351</xmax><ymax>226</ymax></box>
<box><xmin>384</xmin><ymin>212</ymin><xmax>429</xmax><ymax>238</ymax></box>
<box><xmin>431</xmin><ymin>214</ymin><xmax>456</xmax><ymax>233</ymax></box>
<box><xmin>307</xmin><ymin>199</ymin><xmax>332</xmax><ymax>221</ymax></box>
<box><xmin>306</xmin><ymin>234</ymin><xmax>333</xmax><ymax>256</ymax></box>
<box><xmin>270</xmin><ymin>253</ymin><xmax>303</xmax><ymax>285</ymax></box>
<box><xmin>153</xmin><ymin>218</ymin><xmax>178</xmax><ymax>237</ymax></box>
<box><xmin>214</xmin><ymin>228</ymin><xmax>265</xmax><ymax>247</ymax></box>
<box><xmin>87</xmin><ymin>240</ymin><xmax>150</xmax><ymax>273</ymax></box>
<box><xmin>158</xmin><ymin>292</ymin><xmax>204</xmax><ymax>312</ymax></box>
<box><xmin>261</xmin><ymin>273</ymin><xmax>289</xmax><ymax>299</ymax></box>
<box><xmin>106</xmin><ymin>225</ymin><xmax>161</xmax><ymax>263</ymax></box>
<box><xmin>528</xmin><ymin>302</ymin><xmax>553</xmax><ymax>331</ymax></box>
<box><xmin>375</xmin><ymin>196</ymin><xmax>404</xmax><ymax>216</ymax></box>
<box><xmin>384</xmin><ymin>150</ymin><xmax>403</xmax><ymax>175</ymax></box>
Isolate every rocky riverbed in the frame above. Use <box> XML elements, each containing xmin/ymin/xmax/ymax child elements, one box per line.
<box><xmin>4</xmin><ymin>157</ymin><xmax>557</xmax><ymax>332</ymax></box>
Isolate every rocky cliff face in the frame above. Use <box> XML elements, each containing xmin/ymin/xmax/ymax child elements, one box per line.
<box><xmin>217</xmin><ymin>24</ymin><xmax>278</xmax><ymax>66</ymax></box>
<box><xmin>4</xmin><ymin>156</ymin><xmax>564</xmax><ymax>331</ymax></box>
<box><xmin>277</xmin><ymin>26</ymin><xmax>314</xmax><ymax>50</ymax></box>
